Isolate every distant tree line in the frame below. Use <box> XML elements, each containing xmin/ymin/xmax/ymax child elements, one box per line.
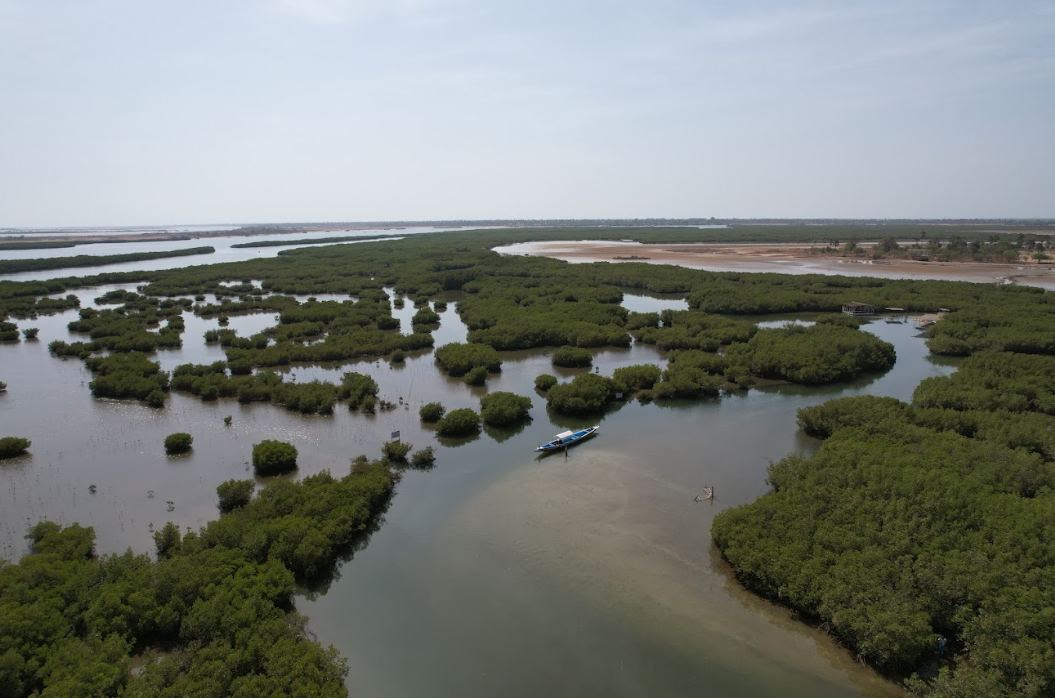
<box><xmin>0</xmin><ymin>246</ymin><xmax>215</xmax><ymax>274</ymax></box>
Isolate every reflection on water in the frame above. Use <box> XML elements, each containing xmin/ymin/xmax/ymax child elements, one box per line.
<box><xmin>620</xmin><ymin>291</ymin><xmax>689</xmax><ymax>314</ymax></box>
<box><xmin>0</xmin><ymin>290</ymin><xmax>946</xmax><ymax>697</ymax></box>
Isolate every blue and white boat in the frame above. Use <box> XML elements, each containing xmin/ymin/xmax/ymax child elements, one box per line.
<box><xmin>534</xmin><ymin>425</ymin><xmax>599</xmax><ymax>453</ymax></box>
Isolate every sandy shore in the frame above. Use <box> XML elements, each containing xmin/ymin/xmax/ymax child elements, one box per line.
<box><xmin>499</xmin><ymin>241</ymin><xmax>1055</xmax><ymax>290</ymax></box>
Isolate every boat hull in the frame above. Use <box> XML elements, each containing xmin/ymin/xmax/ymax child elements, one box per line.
<box><xmin>534</xmin><ymin>426</ymin><xmax>599</xmax><ymax>453</ymax></box>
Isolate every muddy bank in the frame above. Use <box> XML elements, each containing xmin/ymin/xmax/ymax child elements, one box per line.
<box><xmin>498</xmin><ymin>241</ymin><xmax>1055</xmax><ymax>290</ymax></box>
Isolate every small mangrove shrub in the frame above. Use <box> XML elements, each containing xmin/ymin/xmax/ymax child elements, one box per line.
<box><xmin>464</xmin><ymin>366</ymin><xmax>488</xmax><ymax>386</ymax></box>
<box><xmin>436</xmin><ymin>408</ymin><xmax>481</xmax><ymax>437</ymax></box>
<box><xmin>216</xmin><ymin>479</ymin><xmax>255</xmax><ymax>512</ymax></box>
<box><xmin>434</xmin><ymin>342</ymin><xmax>502</xmax><ymax>377</ymax></box>
<box><xmin>552</xmin><ymin>346</ymin><xmax>593</xmax><ymax>368</ymax></box>
<box><xmin>382</xmin><ymin>440</ymin><xmax>412</xmax><ymax>462</ymax></box>
<box><xmin>252</xmin><ymin>439</ymin><xmax>298</xmax><ymax>475</ymax></box>
<box><xmin>0</xmin><ymin>436</ymin><xmax>31</xmax><ymax>459</ymax></box>
<box><xmin>163</xmin><ymin>432</ymin><xmax>193</xmax><ymax>455</ymax></box>
<box><xmin>480</xmin><ymin>391</ymin><xmax>533</xmax><ymax>427</ymax></box>
<box><xmin>534</xmin><ymin>374</ymin><xmax>557</xmax><ymax>392</ymax></box>
<box><xmin>419</xmin><ymin>402</ymin><xmax>446</xmax><ymax>422</ymax></box>
<box><xmin>411</xmin><ymin>447</ymin><xmax>436</xmax><ymax>467</ymax></box>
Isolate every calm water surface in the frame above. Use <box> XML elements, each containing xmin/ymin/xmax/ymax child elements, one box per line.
<box><xmin>0</xmin><ymin>282</ymin><xmax>955</xmax><ymax>697</ymax></box>
<box><xmin>0</xmin><ymin>226</ymin><xmax>471</xmax><ymax>282</ymax></box>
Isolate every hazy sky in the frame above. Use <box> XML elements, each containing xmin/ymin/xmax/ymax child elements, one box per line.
<box><xmin>1</xmin><ymin>0</ymin><xmax>1053</xmax><ymax>226</ymax></box>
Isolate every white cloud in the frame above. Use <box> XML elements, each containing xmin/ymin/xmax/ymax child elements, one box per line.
<box><xmin>268</xmin><ymin>0</ymin><xmax>440</xmax><ymax>25</ymax></box>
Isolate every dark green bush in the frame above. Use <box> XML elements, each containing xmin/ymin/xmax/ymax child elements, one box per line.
<box><xmin>546</xmin><ymin>373</ymin><xmax>623</xmax><ymax>415</ymax></box>
<box><xmin>436</xmin><ymin>408</ymin><xmax>481</xmax><ymax>437</ymax></box>
<box><xmin>252</xmin><ymin>439</ymin><xmax>298</xmax><ymax>475</ymax></box>
<box><xmin>228</xmin><ymin>358</ymin><xmax>252</xmax><ymax>375</ymax></box>
<box><xmin>480</xmin><ymin>391</ymin><xmax>532</xmax><ymax>427</ymax></box>
<box><xmin>216</xmin><ymin>479</ymin><xmax>255</xmax><ymax>512</ymax></box>
<box><xmin>434</xmin><ymin>343</ymin><xmax>502</xmax><ymax>377</ymax></box>
<box><xmin>163</xmin><ymin>432</ymin><xmax>192</xmax><ymax>454</ymax></box>
<box><xmin>552</xmin><ymin>346</ymin><xmax>593</xmax><ymax>367</ymax></box>
<box><xmin>412</xmin><ymin>307</ymin><xmax>440</xmax><ymax>325</ymax></box>
<box><xmin>612</xmin><ymin>364</ymin><xmax>661</xmax><ymax>390</ymax></box>
<box><xmin>464</xmin><ymin>366</ymin><xmax>488</xmax><ymax>386</ymax></box>
<box><xmin>339</xmin><ymin>372</ymin><xmax>379</xmax><ymax>409</ymax></box>
<box><xmin>420</xmin><ymin>402</ymin><xmax>446</xmax><ymax>422</ymax></box>
<box><xmin>0</xmin><ymin>321</ymin><xmax>20</xmax><ymax>341</ymax></box>
<box><xmin>534</xmin><ymin>374</ymin><xmax>558</xmax><ymax>392</ymax></box>
<box><xmin>0</xmin><ymin>436</ymin><xmax>31</xmax><ymax>459</ymax></box>
<box><xmin>382</xmin><ymin>440</ymin><xmax>412</xmax><ymax>462</ymax></box>
<box><xmin>411</xmin><ymin>447</ymin><xmax>436</xmax><ymax>467</ymax></box>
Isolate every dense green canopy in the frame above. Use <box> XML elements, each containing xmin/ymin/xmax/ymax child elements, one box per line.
<box><xmin>0</xmin><ymin>453</ymin><xmax>396</xmax><ymax>698</ymax></box>
<box><xmin>715</xmin><ymin>350</ymin><xmax>1055</xmax><ymax>696</ymax></box>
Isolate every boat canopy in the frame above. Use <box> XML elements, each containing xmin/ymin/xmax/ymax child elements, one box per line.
<box><xmin>556</xmin><ymin>430</ymin><xmax>575</xmax><ymax>441</ymax></box>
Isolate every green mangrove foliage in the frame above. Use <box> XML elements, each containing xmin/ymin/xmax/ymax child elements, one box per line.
<box><xmin>435</xmin><ymin>408</ymin><xmax>481</xmax><ymax>437</ymax></box>
<box><xmin>480</xmin><ymin>391</ymin><xmax>533</xmax><ymax>427</ymax></box>
<box><xmin>434</xmin><ymin>342</ymin><xmax>502</xmax><ymax>377</ymax></box>
<box><xmin>0</xmin><ymin>436</ymin><xmax>31</xmax><ymax>459</ymax></box>
<box><xmin>216</xmin><ymin>479</ymin><xmax>255</xmax><ymax>513</ymax></box>
<box><xmin>913</xmin><ymin>352</ymin><xmax>1055</xmax><ymax>414</ymax></box>
<box><xmin>5</xmin><ymin>227</ymin><xmax>1047</xmax><ymax>370</ymax></box>
<box><xmin>464</xmin><ymin>365</ymin><xmax>489</xmax><ymax>386</ymax></box>
<box><xmin>729</xmin><ymin>324</ymin><xmax>896</xmax><ymax>385</ymax></box>
<box><xmin>714</xmin><ymin>421</ymin><xmax>1055</xmax><ymax>695</ymax></box>
<box><xmin>654</xmin><ymin>354</ymin><xmax>725</xmax><ymax>398</ymax></box>
<box><xmin>85</xmin><ymin>353</ymin><xmax>169</xmax><ymax>404</ymax></box>
<box><xmin>611</xmin><ymin>364</ymin><xmax>662</xmax><ymax>391</ymax></box>
<box><xmin>381</xmin><ymin>440</ymin><xmax>412</xmax><ymax>462</ymax></box>
<box><xmin>551</xmin><ymin>346</ymin><xmax>593</xmax><ymax>367</ymax></box>
<box><xmin>1</xmin><ymin>224</ymin><xmax>1053</xmax><ymax>697</ymax></box>
<box><xmin>163</xmin><ymin>433</ymin><xmax>192</xmax><ymax>455</ymax></box>
<box><xmin>0</xmin><ymin>321</ymin><xmax>20</xmax><ymax>341</ymax></box>
<box><xmin>546</xmin><ymin>373</ymin><xmax>625</xmax><ymax>415</ymax></box>
<box><xmin>459</xmin><ymin>278</ymin><xmax>630</xmax><ymax>351</ymax></box>
<box><xmin>230</xmin><ymin>234</ymin><xmax>401</xmax><ymax>248</ymax></box>
<box><xmin>419</xmin><ymin>402</ymin><xmax>445</xmax><ymax>422</ymax></box>
<box><xmin>0</xmin><ymin>246</ymin><xmax>215</xmax><ymax>275</ymax></box>
<box><xmin>411</xmin><ymin>447</ymin><xmax>436</xmax><ymax>467</ymax></box>
<box><xmin>923</xmin><ymin>304</ymin><xmax>1055</xmax><ymax>356</ymax></box>
<box><xmin>339</xmin><ymin>371</ymin><xmax>379</xmax><ymax>410</ymax></box>
<box><xmin>412</xmin><ymin>306</ymin><xmax>440</xmax><ymax>326</ymax></box>
<box><xmin>534</xmin><ymin>374</ymin><xmax>557</xmax><ymax>392</ymax></box>
<box><xmin>252</xmin><ymin>440</ymin><xmax>298</xmax><ymax>476</ymax></box>
<box><xmin>718</xmin><ymin>342</ymin><xmax>1055</xmax><ymax>695</ymax></box>
<box><xmin>797</xmin><ymin>396</ymin><xmax>912</xmax><ymax>439</ymax></box>
<box><xmin>169</xmin><ymin>364</ymin><xmax>378</xmax><ymax>414</ymax></box>
<box><xmin>0</xmin><ymin>451</ymin><xmax>397</xmax><ymax>697</ymax></box>
<box><xmin>633</xmin><ymin>310</ymin><xmax>756</xmax><ymax>351</ymax></box>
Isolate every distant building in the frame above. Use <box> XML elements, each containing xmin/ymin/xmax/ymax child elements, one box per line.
<box><xmin>841</xmin><ymin>301</ymin><xmax>875</xmax><ymax>316</ymax></box>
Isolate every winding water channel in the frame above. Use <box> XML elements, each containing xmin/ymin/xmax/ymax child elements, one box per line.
<box><xmin>0</xmin><ymin>237</ymin><xmax>965</xmax><ymax>697</ymax></box>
